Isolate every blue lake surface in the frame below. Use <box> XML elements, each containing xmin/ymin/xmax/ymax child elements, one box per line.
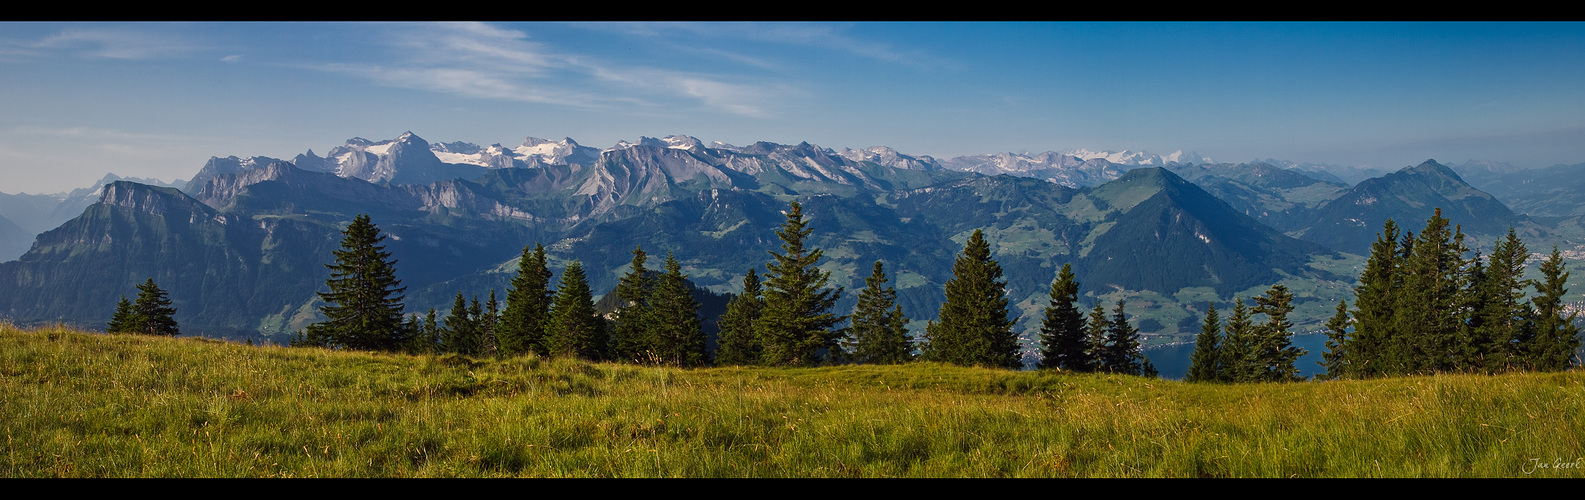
<box><xmin>1142</xmin><ymin>333</ymin><xmax>1332</xmax><ymax>380</ymax></box>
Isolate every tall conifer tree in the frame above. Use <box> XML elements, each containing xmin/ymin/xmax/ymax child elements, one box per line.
<box><xmin>649</xmin><ymin>252</ymin><xmax>707</xmax><ymax>367</ymax></box>
<box><xmin>414</xmin><ymin>307</ymin><xmax>439</xmax><ymax>354</ymax></box>
<box><xmin>1099</xmin><ymin>300</ymin><xmax>1147</xmax><ymax>375</ymax></box>
<box><xmin>1038</xmin><ymin>264</ymin><xmax>1091</xmax><ymax>372</ymax></box>
<box><xmin>610</xmin><ymin>246</ymin><xmax>655</xmax><ymax>363</ymax></box>
<box><xmin>304</xmin><ymin>214</ymin><xmax>406</xmax><ymax>351</ymax></box>
<box><xmin>441</xmin><ymin>292</ymin><xmax>476</xmax><ymax>355</ymax></box>
<box><xmin>847</xmin><ymin>261</ymin><xmax>914</xmax><ymax>364</ymax></box>
<box><xmin>1319</xmin><ymin>299</ymin><xmax>1351</xmax><ymax>380</ymax></box>
<box><xmin>1530</xmin><ymin>246</ymin><xmax>1582</xmax><ymax>371</ymax></box>
<box><xmin>1221</xmin><ymin>298</ymin><xmax>1257</xmax><ymax>383</ymax></box>
<box><xmin>1084</xmin><ymin>304</ymin><xmax>1109</xmax><ymax>371</ymax></box>
<box><xmin>715</xmin><ymin>269</ymin><xmax>765</xmax><ymax>366</ymax></box>
<box><xmin>1253</xmin><ymin>284</ymin><xmax>1305</xmax><ymax>382</ymax></box>
<box><xmin>1349</xmin><ymin>219</ymin><xmax>1401</xmax><ymax>378</ymax></box>
<box><xmin>130</xmin><ymin>278</ymin><xmax>179</xmax><ymax>336</ymax></box>
<box><xmin>756</xmin><ymin>201</ymin><xmax>845</xmax><ymax>366</ymax></box>
<box><xmin>922</xmin><ymin>229</ymin><xmax>1021</xmax><ymax>369</ymax></box>
<box><xmin>1186</xmin><ymin>303</ymin><xmax>1223</xmax><ymax>383</ymax></box>
<box><xmin>548</xmin><ymin>260</ymin><xmax>607</xmax><ymax>360</ymax></box>
<box><xmin>107</xmin><ymin>295</ymin><xmax>135</xmax><ymax>333</ymax></box>
<box><xmin>1476</xmin><ymin>229</ymin><xmax>1532</xmax><ymax>371</ymax></box>
<box><xmin>1393</xmin><ymin>209</ymin><xmax>1469</xmax><ymax>374</ymax></box>
<box><xmin>498</xmin><ymin>243</ymin><xmax>554</xmax><ymax>357</ymax></box>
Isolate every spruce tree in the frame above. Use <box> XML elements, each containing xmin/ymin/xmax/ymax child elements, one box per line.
<box><xmin>1319</xmin><ymin>299</ymin><xmax>1351</xmax><ymax>380</ymax></box>
<box><xmin>498</xmin><ymin>243</ymin><xmax>554</xmax><ymax>357</ymax></box>
<box><xmin>610</xmin><ymin>246</ymin><xmax>655</xmax><ymax>363</ymax></box>
<box><xmin>649</xmin><ymin>252</ymin><xmax>707</xmax><ymax>367</ymax></box>
<box><xmin>131</xmin><ymin>278</ymin><xmax>179</xmax><ymax>336</ymax></box>
<box><xmin>1349</xmin><ymin>219</ymin><xmax>1401</xmax><ymax>378</ymax></box>
<box><xmin>923</xmin><ymin>229</ymin><xmax>1021</xmax><ymax>369</ymax></box>
<box><xmin>756</xmin><ymin>201</ymin><xmax>845</xmax><ymax>367</ymax></box>
<box><xmin>715</xmin><ymin>269</ymin><xmax>764</xmax><ymax>366</ymax></box>
<box><xmin>1529</xmin><ymin>246</ymin><xmax>1582</xmax><ymax>371</ymax></box>
<box><xmin>1083</xmin><ymin>303</ymin><xmax>1109</xmax><ymax>372</ymax></box>
<box><xmin>1394</xmin><ymin>208</ymin><xmax>1469</xmax><ymax>374</ymax></box>
<box><xmin>847</xmin><ymin>261</ymin><xmax>914</xmax><ymax>364</ymax></box>
<box><xmin>410</xmin><ymin>307</ymin><xmax>438</xmax><ymax>354</ymax></box>
<box><xmin>304</xmin><ymin>214</ymin><xmax>406</xmax><ymax>351</ymax></box>
<box><xmin>548</xmin><ymin>260</ymin><xmax>607</xmax><ymax>360</ymax></box>
<box><xmin>1252</xmin><ymin>284</ymin><xmax>1305</xmax><ymax>382</ymax></box>
<box><xmin>1476</xmin><ymin>229</ymin><xmax>1532</xmax><ymax>371</ymax></box>
<box><xmin>1038</xmin><ymin>264</ymin><xmax>1091</xmax><ymax>372</ymax></box>
<box><xmin>1099</xmin><ymin>300</ymin><xmax>1146</xmax><ymax>375</ymax></box>
<box><xmin>107</xmin><ymin>295</ymin><xmax>135</xmax><ymax>333</ymax></box>
<box><xmin>1186</xmin><ymin>303</ymin><xmax>1223</xmax><ymax>383</ymax></box>
<box><xmin>1221</xmin><ymin>298</ymin><xmax>1257</xmax><ymax>383</ymax></box>
<box><xmin>441</xmin><ymin>292</ymin><xmax>476</xmax><ymax>355</ymax></box>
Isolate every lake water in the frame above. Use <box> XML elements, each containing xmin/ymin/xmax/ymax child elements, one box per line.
<box><xmin>1143</xmin><ymin>333</ymin><xmax>1333</xmax><ymax>380</ymax></box>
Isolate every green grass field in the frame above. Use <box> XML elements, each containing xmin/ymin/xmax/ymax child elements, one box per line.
<box><xmin>3</xmin><ymin>323</ymin><xmax>1582</xmax><ymax>477</ymax></box>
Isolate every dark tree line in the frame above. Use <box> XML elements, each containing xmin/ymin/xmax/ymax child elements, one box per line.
<box><xmin>250</xmin><ymin>205</ymin><xmax>1171</xmax><ymax>378</ymax></box>
<box><xmin>1319</xmin><ymin>209</ymin><xmax>1580</xmax><ymax>379</ymax></box>
<box><xmin>1034</xmin><ymin>263</ymin><xmax>1158</xmax><ymax>377</ymax></box>
<box><xmin>1183</xmin><ymin>285</ymin><xmax>1305</xmax><ymax>383</ymax></box>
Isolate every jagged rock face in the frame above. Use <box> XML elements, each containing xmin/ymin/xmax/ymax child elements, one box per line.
<box><xmin>518</xmin><ymin>137</ymin><xmax>599</xmax><ymax>166</ymax></box>
<box><xmin>101</xmin><ymin>181</ymin><xmax>219</xmax><ymax>221</ymax></box>
<box><xmin>838</xmin><ymin>146</ymin><xmax>941</xmax><ymax>171</ymax></box>
<box><xmin>0</xmin><ymin>181</ymin><xmax>333</xmax><ymax>335</ymax></box>
<box><xmin>183</xmin><ymin>156</ymin><xmax>286</xmax><ymax>194</ymax></box>
<box><xmin>290</xmin><ymin>150</ymin><xmax>338</xmax><ymax>174</ymax></box>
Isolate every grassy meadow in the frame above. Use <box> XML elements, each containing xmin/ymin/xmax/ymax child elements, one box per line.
<box><xmin>3</xmin><ymin>323</ymin><xmax>1582</xmax><ymax>477</ymax></box>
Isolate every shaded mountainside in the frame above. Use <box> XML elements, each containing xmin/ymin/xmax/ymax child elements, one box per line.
<box><xmin>0</xmin><ymin>182</ymin><xmax>343</xmax><ymax>336</ymax></box>
<box><xmin>1293</xmin><ymin>160</ymin><xmax>1530</xmax><ymax>255</ymax></box>
<box><xmin>1077</xmin><ymin>168</ymin><xmax>1337</xmax><ymax>298</ymax></box>
<box><xmin>1166</xmin><ymin>163</ymin><xmax>1351</xmax><ymax>233</ymax></box>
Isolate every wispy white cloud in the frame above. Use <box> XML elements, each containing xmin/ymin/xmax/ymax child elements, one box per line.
<box><xmin>584</xmin><ymin>22</ymin><xmax>957</xmax><ymax>70</ymax></box>
<box><xmin>29</xmin><ymin>27</ymin><xmax>196</xmax><ymax>60</ymax></box>
<box><xmin>319</xmin><ymin>22</ymin><xmax>794</xmax><ymax>118</ymax></box>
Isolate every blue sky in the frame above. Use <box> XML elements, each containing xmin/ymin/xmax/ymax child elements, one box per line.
<box><xmin>3</xmin><ymin>21</ymin><xmax>1584</xmax><ymax>194</ymax></box>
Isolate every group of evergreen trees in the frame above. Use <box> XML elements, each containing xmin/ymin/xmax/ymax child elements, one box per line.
<box><xmin>1320</xmin><ymin>209</ymin><xmax>1580</xmax><ymax>378</ymax></box>
<box><xmin>1179</xmin><ymin>208</ymin><xmax>1581</xmax><ymax>383</ymax></box>
<box><xmin>115</xmin><ymin>202</ymin><xmax>1173</xmax><ymax>377</ymax></box>
<box><xmin>107</xmin><ymin>278</ymin><xmax>179</xmax><ymax>336</ymax></box>
<box><xmin>717</xmin><ymin>201</ymin><xmax>859</xmax><ymax>367</ymax></box>
<box><xmin>1183</xmin><ymin>285</ymin><xmax>1306</xmax><ymax>383</ymax></box>
<box><xmin>1035</xmin><ymin>263</ymin><xmax>1158</xmax><ymax>376</ymax></box>
<box><xmin>102</xmin><ymin>202</ymin><xmax>1582</xmax><ymax>380</ymax></box>
<box><xmin>288</xmin><ymin>213</ymin><xmax>711</xmax><ymax>366</ymax></box>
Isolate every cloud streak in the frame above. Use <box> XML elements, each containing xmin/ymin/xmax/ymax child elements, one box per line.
<box><xmin>28</xmin><ymin>26</ymin><xmax>196</xmax><ymax>60</ymax></box>
<box><xmin>584</xmin><ymin>22</ymin><xmax>957</xmax><ymax>70</ymax></box>
<box><xmin>318</xmin><ymin>22</ymin><xmax>793</xmax><ymax>118</ymax></box>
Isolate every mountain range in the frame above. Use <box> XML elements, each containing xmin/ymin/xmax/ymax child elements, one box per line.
<box><xmin>2</xmin><ymin>133</ymin><xmax>1581</xmax><ymax>361</ymax></box>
